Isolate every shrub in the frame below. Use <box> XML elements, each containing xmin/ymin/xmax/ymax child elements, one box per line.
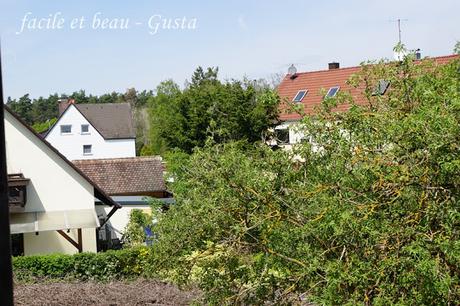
<box><xmin>148</xmin><ymin>56</ymin><xmax>460</xmax><ymax>304</ymax></box>
<box><xmin>13</xmin><ymin>247</ymin><xmax>150</xmax><ymax>282</ymax></box>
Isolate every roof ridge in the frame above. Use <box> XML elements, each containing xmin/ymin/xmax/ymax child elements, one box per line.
<box><xmin>290</xmin><ymin>54</ymin><xmax>459</xmax><ymax>77</ymax></box>
<box><xmin>73</xmin><ymin>156</ymin><xmax>163</xmax><ymax>163</ymax></box>
<box><xmin>75</xmin><ymin>102</ymin><xmax>131</xmax><ymax>106</ymax></box>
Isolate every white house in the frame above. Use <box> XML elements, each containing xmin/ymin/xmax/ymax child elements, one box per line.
<box><xmin>45</xmin><ymin>101</ymin><xmax>136</xmax><ymax>161</ymax></box>
<box><xmin>5</xmin><ymin>106</ymin><xmax>121</xmax><ymax>255</ymax></box>
<box><xmin>275</xmin><ymin>55</ymin><xmax>459</xmax><ymax>148</ymax></box>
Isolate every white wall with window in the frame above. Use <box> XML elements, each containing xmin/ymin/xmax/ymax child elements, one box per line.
<box><xmin>45</xmin><ymin>105</ymin><xmax>136</xmax><ymax>161</ymax></box>
<box><xmin>5</xmin><ymin>110</ymin><xmax>99</xmax><ymax>255</ymax></box>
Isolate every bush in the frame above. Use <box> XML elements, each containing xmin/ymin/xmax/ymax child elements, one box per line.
<box><xmin>13</xmin><ymin>247</ymin><xmax>150</xmax><ymax>282</ymax></box>
<box><xmin>148</xmin><ymin>56</ymin><xmax>460</xmax><ymax>304</ymax></box>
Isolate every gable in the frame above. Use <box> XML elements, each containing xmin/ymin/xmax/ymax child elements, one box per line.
<box><xmin>5</xmin><ymin>111</ymin><xmax>95</xmax><ymax>212</ymax></box>
<box><xmin>45</xmin><ymin>105</ymin><xmax>106</xmax><ymax>141</ymax></box>
<box><xmin>5</xmin><ymin>107</ymin><xmax>120</xmax><ymax>209</ymax></box>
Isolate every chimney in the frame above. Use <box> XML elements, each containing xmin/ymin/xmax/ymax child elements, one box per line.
<box><xmin>288</xmin><ymin>64</ymin><xmax>298</xmax><ymax>79</ymax></box>
<box><xmin>58</xmin><ymin>98</ymin><xmax>75</xmax><ymax>115</ymax></box>
<box><xmin>328</xmin><ymin>62</ymin><xmax>340</xmax><ymax>70</ymax></box>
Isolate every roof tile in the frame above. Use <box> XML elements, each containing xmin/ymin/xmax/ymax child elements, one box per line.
<box><xmin>73</xmin><ymin>157</ymin><xmax>166</xmax><ymax>196</ymax></box>
<box><xmin>278</xmin><ymin>55</ymin><xmax>459</xmax><ymax>121</ymax></box>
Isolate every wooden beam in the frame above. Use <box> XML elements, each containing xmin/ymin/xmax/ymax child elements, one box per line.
<box><xmin>99</xmin><ymin>206</ymin><xmax>118</xmax><ymax>227</ymax></box>
<box><xmin>57</xmin><ymin>229</ymin><xmax>83</xmax><ymax>253</ymax></box>
<box><xmin>77</xmin><ymin>228</ymin><xmax>82</xmax><ymax>253</ymax></box>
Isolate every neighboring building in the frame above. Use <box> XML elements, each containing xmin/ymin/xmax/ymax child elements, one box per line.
<box><xmin>73</xmin><ymin>157</ymin><xmax>172</xmax><ymax>249</ymax></box>
<box><xmin>5</xmin><ymin>106</ymin><xmax>121</xmax><ymax>256</ymax></box>
<box><xmin>275</xmin><ymin>55</ymin><xmax>459</xmax><ymax>147</ymax></box>
<box><xmin>45</xmin><ymin>101</ymin><xmax>136</xmax><ymax>161</ymax></box>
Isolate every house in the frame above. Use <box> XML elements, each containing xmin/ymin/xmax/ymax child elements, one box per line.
<box><xmin>45</xmin><ymin>100</ymin><xmax>136</xmax><ymax>160</ymax></box>
<box><xmin>5</xmin><ymin>106</ymin><xmax>121</xmax><ymax>255</ymax></box>
<box><xmin>73</xmin><ymin>157</ymin><xmax>172</xmax><ymax>249</ymax></box>
<box><xmin>275</xmin><ymin>54</ymin><xmax>459</xmax><ymax>147</ymax></box>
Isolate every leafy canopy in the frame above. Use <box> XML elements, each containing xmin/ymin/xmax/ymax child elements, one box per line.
<box><xmin>147</xmin><ymin>67</ymin><xmax>280</xmax><ymax>154</ymax></box>
<box><xmin>147</xmin><ymin>56</ymin><xmax>460</xmax><ymax>305</ymax></box>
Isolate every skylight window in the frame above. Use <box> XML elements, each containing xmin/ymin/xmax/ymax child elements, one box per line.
<box><xmin>326</xmin><ymin>86</ymin><xmax>340</xmax><ymax>98</ymax></box>
<box><xmin>372</xmin><ymin>80</ymin><xmax>390</xmax><ymax>96</ymax></box>
<box><xmin>292</xmin><ymin>90</ymin><xmax>308</xmax><ymax>102</ymax></box>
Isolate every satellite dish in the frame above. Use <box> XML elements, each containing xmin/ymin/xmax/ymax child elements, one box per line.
<box><xmin>288</xmin><ymin>64</ymin><xmax>297</xmax><ymax>75</ymax></box>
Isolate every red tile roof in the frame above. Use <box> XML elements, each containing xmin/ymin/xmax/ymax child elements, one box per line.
<box><xmin>277</xmin><ymin>55</ymin><xmax>459</xmax><ymax>121</ymax></box>
<box><xmin>73</xmin><ymin>157</ymin><xmax>167</xmax><ymax>197</ymax></box>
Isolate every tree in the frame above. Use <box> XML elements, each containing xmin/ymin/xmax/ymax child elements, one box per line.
<box><xmin>148</xmin><ymin>56</ymin><xmax>460</xmax><ymax>304</ymax></box>
<box><xmin>454</xmin><ymin>41</ymin><xmax>460</xmax><ymax>55</ymax></box>
<box><xmin>147</xmin><ymin>67</ymin><xmax>280</xmax><ymax>154</ymax></box>
<box><xmin>8</xmin><ymin>94</ymin><xmax>33</xmax><ymax>124</ymax></box>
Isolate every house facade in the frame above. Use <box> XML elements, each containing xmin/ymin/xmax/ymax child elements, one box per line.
<box><xmin>5</xmin><ymin>106</ymin><xmax>120</xmax><ymax>255</ymax></box>
<box><xmin>45</xmin><ymin>101</ymin><xmax>136</xmax><ymax>160</ymax></box>
<box><xmin>275</xmin><ymin>55</ymin><xmax>459</xmax><ymax>147</ymax></box>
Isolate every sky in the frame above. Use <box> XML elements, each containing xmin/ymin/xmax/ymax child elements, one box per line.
<box><xmin>1</xmin><ymin>0</ymin><xmax>459</xmax><ymax>99</ymax></box>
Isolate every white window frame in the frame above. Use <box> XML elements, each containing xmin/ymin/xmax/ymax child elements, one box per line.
<box><xmin>292</xmin><ymin>90</ymin><xmax>308</xmax><ymax>102</ymax></box>
<box><xmin>83</xmin><ymin>144</ymin><xmax>93</xmax><ymax>156</ymax></box>
<box><xmin>326</xmin><ymin>86</ymin><xmax>340</xmax><ymax>98</ymax></box>
<box><xmin>60</xmin><ymin>125</ymin><xmax>72</xmax><ymax>135</ymax></box>
<box><xmin>81</xmin><ymin>124</ymin><xmax>90</xmax><ymax>134</ymax></box>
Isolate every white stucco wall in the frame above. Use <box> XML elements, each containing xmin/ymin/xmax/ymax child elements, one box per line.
<box><xmin>276</xmin><ymin>120</ymin><xmax>305</xmax><ymax>147</ymax></box>
<box><xmin>5</xmin><ymin>111</ymin><xmax>98</xmax><ymax>254</ymax></box>
<box><xmin>24</xmin><ymin>228</ymin><xmax>96</xmax><ymax>255</ymax></box>
<box><xmin>45</xmin><ymin>105</ymin><xmax>136</xmax><ymax>161</ymax></box>
<box><xmin>96</xmin><ymin>197</ymin><xmax>174</xmax><ymax>240</ymax></box>
<box><xmin>96</xmin><ymin>203</ymin><xmax>151</xmax><ymax>239</ymax></box>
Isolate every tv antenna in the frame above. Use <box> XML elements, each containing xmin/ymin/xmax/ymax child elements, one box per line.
<box><xmin>390</xmin><ymin>18</ymin><xmax>408</xmax><ymax>44</ymax></box>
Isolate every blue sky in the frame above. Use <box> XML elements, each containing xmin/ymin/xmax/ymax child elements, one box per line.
<box><xmin>1</xmin><ymin>0</ymin><xmax>459</xmax><ymax>99</ymax></box>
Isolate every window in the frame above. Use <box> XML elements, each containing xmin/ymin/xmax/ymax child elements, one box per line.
<box><xmin>275</xmin><ymin>128</ymin><xmax>290</xmax><ymax>144</ymax></box>
<box><xmin>326</xmin><ymin>86</ymin><xmax>340</xmax><ymax>98</ymax></box>
<box><xmin>60</xmin><ymin>125</ymin><xmax>72</xmax><ymax>134</ymax></box>
<box><xmin>8</xmin><ymin>186</ymin><xmax>27</xmax><ymax>207</ymax></box>
<box><xmin>372</xmin><ymin>80</ymin><xmax>390</xmax><ymax>96</ymax></box>
<box><xmin>8</xmin><ymin>187</ymin><xmax>21</xmax><ymax>204</ymax></box>
<box><xmin>81</xmin><ymin>124</ymin><xmax>90</xmax><ymax>134</ymax></box>
<box><xmin>7</xmin><ymin>174</ymin><xmax>29</xmax><ymax>208</ymax></box>
<box><xmin>292</xmin><ymin>90</ymin><xmax>308</xmax><ymax>102</ymax></box>
<box><xmin>83</xmin><ymin>145</ymin><xmax>92</xmax><ymax>155</ymax></box>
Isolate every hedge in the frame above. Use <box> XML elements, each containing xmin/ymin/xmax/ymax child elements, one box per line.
<box><xmin>13</xmin><ymin>247</ymin><xmax>151</xmax><ymax>282</ymax></box>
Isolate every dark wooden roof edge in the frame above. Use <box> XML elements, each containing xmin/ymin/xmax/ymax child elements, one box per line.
<box><xmin>4</xmin><ymin>105</ymin><xmax>121</xmax><ymax>209</ymax></box>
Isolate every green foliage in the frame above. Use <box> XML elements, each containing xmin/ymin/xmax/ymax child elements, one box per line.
<box><xmin>13</xmin><ymin>247</ymin><xmax>151</xmax><ymax>282</ymax></box>
<box><xmin>454</xmin><ymin>41</ymin><xmax>460</xmax><ymax>55</ymax></box>
<box><xmin>148</xmin><ymin>57</ymin><xmax>460</xmax><ymax>304</ymax></box>
<box><xmin>6</xmin><ymin>89</ymin><xmax>154</xmax><ymax>128</ymax></box>
<box><xmin>123</xmin><ymin>209</ymin><xmax>153</xmax><ymax>247</ymax></box>
<box><xmin>147</xmin><ymin>67</ymin><xmax>280</xmax><ymax>154</ymax></box>
<box><xmin>7</xmin><ymin>94</ymin><xmax>33</xmax><ymax>124</ymax></box>
<box><xmin>31</xmin><ymin>118</ymin><xmax>57</xmax><ymax>134</ymax></box>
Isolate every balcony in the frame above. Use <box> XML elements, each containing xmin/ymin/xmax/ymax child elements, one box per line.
<box><xmin>8</xmin><ymin>174</ymin><xmax>30</xmax><ymax>212</ymax></box>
